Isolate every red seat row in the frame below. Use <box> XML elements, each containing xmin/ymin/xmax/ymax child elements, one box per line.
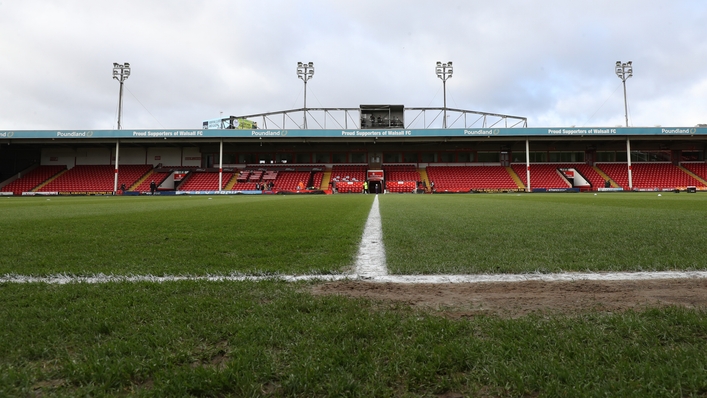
<box><xmin>511</xmin><ymin>164</ymin><xmax>570</xmax><ymax>189</ymax></box>
<box><xmin>598</xmin><ymin>163</ymin><xmax>705</xmax><ymax>190</ymax></box>
<box><xmin>330</xmin><ymin>165</ymin><xmax>367</xmax><ymax>183</ymax></box>
<box><xmin>38</xmin><ymin>165</ymin><xmax>151</xmax><ymax>192</ymax></box>
<box><xmin>178</xmin><ymin>172</ymin><xmax>233</xmax><ymax>191</ymax></box>
<box><xmin>132</xmin><ymin>171</ymin><xmax>172</xmax><ymax>192</ymax></box>
<box><xmin>426</xmin><ymin>166</ymin><xmax>518</xmax><ymax>192</ymax></box>
<box><xmin>1</xmin><ymin>165</ymin><xmax>66</xmax><ymax>195</ymax></box>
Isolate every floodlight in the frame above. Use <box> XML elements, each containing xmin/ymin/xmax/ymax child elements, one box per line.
<box><xmin>296</xmin><ymin>61</ymin><xmax>315</xmax><ymax>128</ymax></box>
<box><xmin>615</xmin><ymin>61</ymin><xmax>633</xmax><ymax>127</ymax></box>
<box><xmin>435</xmin><ymin>62</ymin><xmax>453</xmax><ymax>128</ymax></box>
<box><xmin>112</xmin><ymin>62</ymin><xmax>131</xmax><ymax>130</ymax></box>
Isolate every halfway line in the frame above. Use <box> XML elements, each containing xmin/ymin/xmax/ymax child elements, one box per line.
<box><xmin>354</xmin><ymin>194</ymin><xmax>388</xmax><ymax>277</ymax></box>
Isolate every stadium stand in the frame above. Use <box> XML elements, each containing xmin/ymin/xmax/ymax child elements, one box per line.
<box><xmin>236</xmin><ymin>170</ymin><xmax>250</xmax><ymax>182</ymax></box>
<box><xmin>228</xmin><ymin>165</ymin><xmax>326</xmax><ymax>191</ymax></box>
<box><xmin>330</xmin><ymin>165</ymin><xmax>367</xmax><ymax>183</ymax></box>
<box><xmin>11</xmin><ymin>159</ymin><xmax>707</xmax><ymax>195</ymax></box>
<box><xmin>336</xmin><ymin>181</ymin><xmax>364</xmax><ymax>193</ymax></box>
<box><xmin>386</xmin><ymin>180</ymin><xmax>417</xmax><ymax>193</ymax></box>
<box><xmin>511</xmin><ymin>163</ymin><xmax>610</xmax><ymax>190</ymax></box>
<box><xmin>273</xmin><ymin>171</ymin><xmax>312</xmax><ymax>191</ymax></box>
<box><xmin>132</xmin><ymin>171</ymin><xmax>172</xmax><ymax>192</ymax></box>
<box><xmin>382</xmin><ymin>164</ymin><xmax>420</xmax><ymax>193</ymax></box>
<box><xmin>680</xmin><ymin>162</ymin><xmax>707</xmax><ymax>183</ymax></box>
<box><xmin>231</xmin><ymin>182</ymin><xmax>257</xmax><ymax>190</ymax></box>
<box><xmin>511</xmin><ymin>164</ymin><xmax>570</xmax><ymax>189</ymax></box>
<box><xmin>38</xmin><ymin>165</ymin><xmax>151</xmax><ymax>192</ymax></box>
<box><xmin>262</xmin><ymin>170</ymin><xmax>278</xmax><ymax>181</ymax></box>
<box><xmin>0</xmin><ymin>165</ymin><xmax>66</xmax><ymax>195</ymax></box>
<box><xmin>177</xmin><ymin>171</ymin><xmax>233</xmax><ymax>191</ymax></box>
<box><xmin>597</xmin><ymin>163</ymin><xmax>706</xmax><ymax>190</ymax></box>
<box><xmin>426</xmin><ymin>165</ymin><xmax>518</xmax><ymax>192</ymax></box>
<box><xmin>383</xmin><ymin>164</ymin><xmax>420</xmax><ymax>182</ymax></box>
<box><xmin>312</xmin><ymin>171</ymin><xmax>324</xmax><ymax>189</ymax></box>
<box><xmin>571</xmin><ymin>164</ymin><xmax>608</xmax><ymax>189</ymax></box>
<box><xmin>248</xmin><ymin>170</ymin><xmax>264</xmax><ymax>182</ymax></box>
<box><xmin>597</xmin><ymin>163</ymin><xmax>630</xmax><ymax>190</ymax></box>
<box><xmin>329</xmin><ymin>165</ymin><xmax>367</xmax><ymax>193</ymax></box>
<box><xmin>631</xmin><ymin>163</ymin><xmax>705</xmax><ymax>189</ymax></box>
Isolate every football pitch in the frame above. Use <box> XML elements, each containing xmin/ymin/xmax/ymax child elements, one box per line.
<box><xmin>2</xmin><ymin>192</ymin><xmax>707</xmax><ymax>276</ymax></box>
<box><xmin>2</xmin><ymin>193</ymin><xmax>707</xmax><ymax>396</ymax></box>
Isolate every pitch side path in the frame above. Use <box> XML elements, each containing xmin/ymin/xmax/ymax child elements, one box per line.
<box><xmin>2</xmin><ymin>194</ymin><xmax>707</xmax><ymax>285</ymax></box>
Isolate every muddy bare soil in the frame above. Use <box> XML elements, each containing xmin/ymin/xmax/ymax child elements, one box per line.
<box><xmin>311</xmin><ymin>278</ymin><xmax>707</xmax><ymax>317</ymax></box>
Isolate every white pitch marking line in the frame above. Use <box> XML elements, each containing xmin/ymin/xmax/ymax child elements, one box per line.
<box><xmin>2</xmin><ymin>271</ymin><xmax>707</xmax><ymax>285</ymax></box>
<box><xmin>354</xmin><ymin>194</ymin><xmax>388</xmax><ymax>278</ymax></box>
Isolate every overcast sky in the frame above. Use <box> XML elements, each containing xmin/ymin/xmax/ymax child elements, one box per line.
<box><xmin>1</xmin><ymin>0</ymin><xmax>705</xmax><ymax>130</ymax></box>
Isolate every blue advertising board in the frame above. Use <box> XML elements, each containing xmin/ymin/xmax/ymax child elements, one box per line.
<box><xmin>0</xmin><ymin>127</ymin><xmax>705</xmax><ymax>140</ymax></box>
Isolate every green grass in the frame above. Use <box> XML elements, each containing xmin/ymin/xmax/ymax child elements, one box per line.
<box><xmin>3</xmin><ymin>193</ymin><xmax>707</xmax><ymax>276</ymax></box>
<box><xmin>3</xmin><ymin>193</ymin><xmax>707</xmax><ymax>396</ymax></box>
<box><xmin>0</xmin><ymin>195</ymin><xmax>372</xmax><ymax>276</ymax></box>
<box><xmin>380</xmin><ymin>193</ymin><xmax>707</xmax><ymax>274</ymax></box>
<box><xmin>1</xmin><ymin>281</ymin><xmax>706</xmax><ymax>397</ymax></box>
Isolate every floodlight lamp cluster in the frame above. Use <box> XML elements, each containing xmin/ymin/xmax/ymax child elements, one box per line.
<box><xmin>436</xmin><ymin>61</ymin><xmax>453</xmax><ymax>81</ymax></box>
<box><xmin>113</xmin><ymin>62</ymin><xmax>131</xmax><ymax>82</ymax></box>
<box><xmin>615</xmin><ymin>60</ymin><xmax>632</xmax><ymax>81</ymax></box>
<box><xmin>297</xmin><ymin>61</ymin><xmax>314</xmax><ymax>82</ymax></box>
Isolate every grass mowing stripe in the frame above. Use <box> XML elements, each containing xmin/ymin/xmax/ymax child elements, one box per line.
<box><xmin>1</xmin><ymin>281</ymin><xmax>706</xmax><ymax>397</ymax></box>
<box><xmin>379</xmin><ymin>193</ymin><xmax>707</xmax><ymax>274</ymax></box>
<box><xmin>0</xmin><ymin>195</ymin><xmax>373</xmax><ymax>276</ymax></box>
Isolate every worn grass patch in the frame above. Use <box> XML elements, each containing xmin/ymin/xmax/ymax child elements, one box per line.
<box><xmin>1</xmin><ymin>281</ymin><xmax>706</xmax><ymax>397</ymax></box>
<box><xmin>380</xmin><ymin>193</ymin><xmax>707</xmax><ymax>274</ymax></box>
<box><xmin>0</xmin><ymin>195</ymin><xmax>372</xmax><ymax>276</ymax></box>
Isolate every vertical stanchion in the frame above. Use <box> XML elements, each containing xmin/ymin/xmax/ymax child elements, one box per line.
<box><xmin>113</xmin><ymin>140</ymin><xmax>120</xmax><ymax>193</ymax></box>
<box><xmin>626</xmin><ymin>137</ymin><xmax>633</xmax><ymax>190</ymax></box>
<box><xmin>218</xmin><ymin>139</ymin><xmax>223</xmax><ymax>192</ymax></box>
<box><xmin>525</xmin><ymin>139</ymin><xmax>531</xmax><ymax>192</ymax></box>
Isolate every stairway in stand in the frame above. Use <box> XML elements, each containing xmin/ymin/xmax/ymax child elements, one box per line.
<box><xmin>223</xmin><ymin>174</ymin><xmax>238</xmax><ymax>190</ymax></box>
<box><xmin>418</xmin><ymin>168</ymin><xmax>429</xmax><ymax>192</ymax></box>
<box><xmin>592</xmin><ymin>166</ymin><xmax>618</xmax><ymax>188</ymax></box>
<box><xmin>130</xmin><ymin>169</ymin><xmax>154</xmax><ymax>190</ymax></box>
<box><xmin>320</xmin><ymin>170</ymin><xmax>332</xmax><ymax>190</ymax></box>
<box><xmin>505</xmin><ymin>166</ymin><xmax>525</xmax><ymax>189</ymax></box>
<box><xmin>678</xmin><ymin>165</ymin><xmax>707</xmax><ymax>186</ymax></box>
<box><xmin>32</xmin><ymin>169</ymin><xmax>67</xmax><ymax>192</ymax></box>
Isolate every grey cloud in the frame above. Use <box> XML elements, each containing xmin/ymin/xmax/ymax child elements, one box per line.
<box><xmin>0</xmin><ymin>0</ymin><xmax>706</xmax><ymax>130</ymax></box>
